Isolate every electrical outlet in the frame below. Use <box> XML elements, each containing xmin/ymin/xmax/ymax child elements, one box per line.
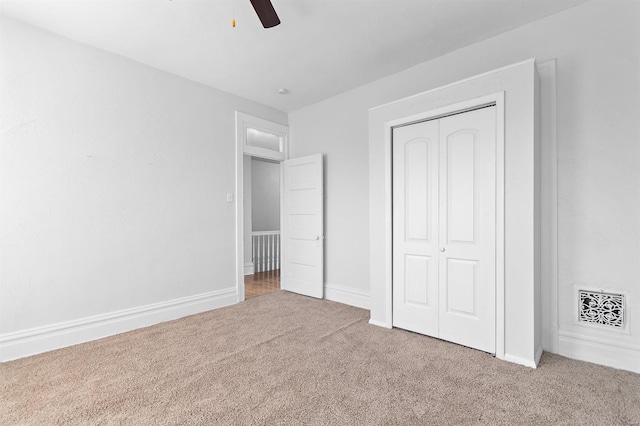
<box><xmin>226</xmin><ymin>193</ymin><xmax>233</xmax><ymax>203</ymax></box>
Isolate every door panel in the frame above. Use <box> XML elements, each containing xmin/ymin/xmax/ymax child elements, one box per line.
<box><xmin>405</xmin><ymin>254</ymin><xmax>431</xmax><ymax>306</ymax></box>
<box><xmin>282</xmin><ymin>154</ymin><xmax>323</xmax><ymax>298</ymax></box>
<box><xmin>392</xmin><ymin>120</ymin><xmax>439</xmax><ymax>336</ymax></box>
<box><xmin>447</xmin><ymin>132</ymin><xmax>476</xmax><ymax>243</ymax></box>
<box><xmin>438</xmin><ymin>107</ymin><xmax>496</xmax><ymax>353</ymax></box>
<box><xmin>405</xmin><ymin>140</ymin><xmax>430</xmax><ymax>240</ymax></box>
<box><xmin>445</xmin><ymin>258</ymin><xmax>477</xmax><ymax>316</ymax></box>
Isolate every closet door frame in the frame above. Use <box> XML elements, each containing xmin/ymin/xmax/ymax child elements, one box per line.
<box><xmin>385</xmin><ymin>92</ymin><xmax>506</xmax><ymax>360</ymax></box>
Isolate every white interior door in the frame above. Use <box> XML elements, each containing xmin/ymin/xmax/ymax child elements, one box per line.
<box><xmin>437</xmin><ymin>107</ymin><xmax>496</xmax><ymax>353</ymax></box>
<box><xmin>392</xmin><ymin>106</ymin><xmax>496</xmax><ymax>354</ymax></box>
<box><xmin>281</xmin><ymin>153</ymin><xmax>324</xmax><ymax>298</ymax></box>
<box><xmin>392</xmin><ymin>120</ymin><xmax>440</xmax><ymax>336</ymax></box>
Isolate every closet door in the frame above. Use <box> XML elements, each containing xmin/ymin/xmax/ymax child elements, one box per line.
<box><xmin>392</xmin><ymin>106</ymin><xmax>497</xmax><ymax>354</ymax></box>
<box><xmin>392</xmin><ymin>120</ymin><xmax>440</xmax><ymax>337</ymax></box>
<box><xmin>438</xmin><ymin>106</ymin><xmax>496</xmax><ymax>353</ymax></box>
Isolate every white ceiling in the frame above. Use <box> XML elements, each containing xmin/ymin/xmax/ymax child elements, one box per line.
<box><xmin>0</xmin><ymin>0</ymin><xmax>588</xmax><ymax>112</ymax></box>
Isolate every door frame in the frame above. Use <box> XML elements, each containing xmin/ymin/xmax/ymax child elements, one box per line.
<box><xmin>386</xmin><ymin>93</ymin><xmax>506</xmax><ymax>359</ymax></box>
<box><xmin>235</xmin><ymin>112</ymin><xmax>289</xmax><ymax>303</ymax></box>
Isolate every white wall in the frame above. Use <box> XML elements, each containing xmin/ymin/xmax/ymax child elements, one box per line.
<box><xmin>250</xmin><ymin>158</ymin><xmax>280</xmax><ymax>232</ymax></box>
<box><xmin>289</xmin><ymin>0</ymin><xmax>639</xmax><ymax>372</ymax></box>
<box><xmin>0</xmin><ymin>16</ymin><xmax>286</xmax><ymax>359</ymax></box>
<box><xmin>288</xmin><ymin>100</ymin><xmax>371</xmax><ymax>303</ymax></box>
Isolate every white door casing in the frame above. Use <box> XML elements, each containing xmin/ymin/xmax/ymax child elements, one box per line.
<box><xmin>281</xmin><ymin>154</ymin><xmax>324</xmax><ymax>298</ymax></box>
<box><xmin>235</xmin><ymin>112</ymin><xmax>288</xmax><ymax>302</ymax></box>
<box><xmin>392</xmin><ymin>106</ymin><xmax>496</xmax><ymax>353</ymax></box>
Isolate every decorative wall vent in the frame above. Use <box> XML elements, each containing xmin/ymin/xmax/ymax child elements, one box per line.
<box><xmin>578</xmin><ymin>290</ymin><xmax>625</xmax><ymax>328</ymax></box>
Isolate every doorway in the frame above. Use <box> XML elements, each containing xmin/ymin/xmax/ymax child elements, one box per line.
<box><xmin>243</xmin><ymin>156</ymin><xmax>282</xmax><ymax>299</ymax></box>
<box><xmin>235</xmin><ymin>111</ymin><xmax>325</xmax><ymax>303</ymax></box>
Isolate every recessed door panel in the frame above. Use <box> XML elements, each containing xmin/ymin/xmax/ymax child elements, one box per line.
<box><xmin>288</xmin><ymin>214</ymin><xmax>313</xmax><ymax>234</ymax></box>
<box><xmin>445</xmin><ymin>258</ymin><xmax>477</xmax><ymax>316</ymax></box>
<box><xmin>286</xmin><ymin>262</ymin><xmax>317</xmax><ymax>295</ymax></box>
<box><xmin>288</xmin><ymin>238</ymin><xmax>315</xmax><ymax>266</ymax></box>
<box><xmin>289</xmin><ymin>188</ymin><xmax>314</xmax><ymax>211</ymax></box>
<box><xmin>405</xmin><ymin>254</ymin><xmax>430</xmax><ymax>306</ymax></box>
<box><xmin>405</xmin><ymin>141</ymin><xmax>430</xmax><ymax>241</ymax></box>
<box><xmin>447</xmin><ymin>132</ymin><xmax>476</xmax><ymax>244</ymax></box>
<box><xmin>289</xmin><ymin>162</ymin><xmax>316</xmax><ymax>186</ymax></box>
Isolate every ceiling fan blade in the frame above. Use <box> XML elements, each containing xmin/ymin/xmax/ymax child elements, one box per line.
<box><xmin>249</xmin><ymin>0</ymin><xmax>281</xmax><ymax>28</ymax></box>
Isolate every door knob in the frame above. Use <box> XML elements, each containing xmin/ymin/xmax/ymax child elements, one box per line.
<box><xmin>440</xmin><ymin>247</ymin><xmax>446</xmax><ymax>252</ymax></box>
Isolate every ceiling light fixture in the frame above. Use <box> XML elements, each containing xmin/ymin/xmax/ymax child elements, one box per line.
<box><xmin>278</xmin><ymin>88</ymin><xmax>289</xmax><ymax>95</ymax></box>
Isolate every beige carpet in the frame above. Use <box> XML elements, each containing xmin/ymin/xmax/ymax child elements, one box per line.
<box><xmin>1</xmin><ymin>291</ymin><xmax>639</xmax><ymax>425</ymax></box>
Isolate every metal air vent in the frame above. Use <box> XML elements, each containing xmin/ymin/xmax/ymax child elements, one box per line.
<box><xmin>578</xmin><ymin>290</ymin><xmax>624</xmax><ymax>329</ymax></box>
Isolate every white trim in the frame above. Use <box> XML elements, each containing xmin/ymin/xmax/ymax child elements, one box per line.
<box><xmin>235</xmin><ymin>112</ymin><xmax>288</xmax><ymax>303</ymax></box>
<box><xmin>237</xmin><ymin>112</ymin><xmax>288</xmax><ymax>161</ymax></box>
<box><xmin>558</xmin><ymin>332</ymin><xmax>640</xmax><ymax>374</ymax></box>
<box><xmin>535</xmin><ymin>346</ymin><xmax>543</xmax><ymax>365</ymax></box>
<box><xmin>538</xmin><ymin>59</ymin><xmax>559</xmax><ymax>354</ymax></box>
<box><xmin>369</xmin><ymin>319</ymin><xmax>392</xmax><ymax>329</ymax></box>
<box><xmin>324</xmin><ymin>283</ymin><xmax>370</xmax><ymax>310</ymax></box>
<box><xmin>279</xmin><ymin>162</ymin><xmax>286</xmax><ymax>291</ymax></box>
<box><xmin>0</xmin><ymin>288</ymin><xmax>237</xmax><ymax>362</ymax></box>
<box><xmin>381</xmin><ymin>95</ymin><xmax>500</xmax><ymax>130</ymax></box>
<box><xmin>369</xmin><ymin>59</ymin><xmax>535</xmax><ymax>112</ymax></box>
<box><xmin>495</xmin><ymin>93</ymin><xmax>506</xmax><ymax>361</ymax></box>
<box><xmin>384</xmin><ymin>119</ymin><xmax>393</xmax><ymax>329</ymax></box>
<box><xmin>243</xmin><ymin>145</ymin><xmax>285</xmax><ymax>161</ymax></box>
<box><xmin>235</xmin><ymin>114</ymin><xmax>245</xmax><ymax>303</ymax></box>
<box><xmin>244</xmin><ymin>262</ymin><xmax>255</xmax><ymax>275</ymax></box>
<box><xmin>504</xmin><ymin>353</ymin><xmax>539</xmax><ymax>369</ymax></box>
<box><xmin>382</xmin><ymin>93</ymin><xmax>506</xmax><ymax>359</ymax></box>
<box><xmin>559</xmin><ymin>330</ymin><xmax>640</xmax><ymax>352</ymax></box>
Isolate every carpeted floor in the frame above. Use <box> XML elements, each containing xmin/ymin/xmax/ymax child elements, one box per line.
<box><xmin>1</xmin><ymin>291</ymin><xmax>639</xmax><ymax>425</ymax></box>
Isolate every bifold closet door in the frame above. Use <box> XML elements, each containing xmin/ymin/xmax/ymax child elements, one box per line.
<box><xmin>392</xmin><ymin>120</ymin><xmax>440</xmax><ymax>337</ymax></box>
<box><xmin>437</xmin><ymin>107</ymin><xmax>496</xmax><ymax>354</ymax></box>
<box><xmin>392</xmin><ymin>106</ymin><xmax>496</xmax><ymax>354</ymax></box>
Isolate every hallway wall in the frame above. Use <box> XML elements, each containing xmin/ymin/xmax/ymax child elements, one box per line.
<box><xmin>251</xmin><ymin>158</ymin><xmax>280</xmax><ymax>232</ymax></box>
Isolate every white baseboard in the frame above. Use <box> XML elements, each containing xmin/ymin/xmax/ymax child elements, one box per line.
<box><xmin>0</xmin><ymin>288</ymin><xmax>238</xmax><ymax>362</ymax></box>
<box><xmin>369</xmin><ymin>318</ymin><xmax>391</xmax><ymax>329</ymax></box>
<box><xmin>244</xmin><ymin>263</ymin><xmax>255</xmax><ymax>275</ymax></box>
<box><xmin>503</xmin><ymin>352</ymin><xmax>538</xmax><ymax>369</ymax></box>
<box><xmin>324</xmin><ymin>282</ymin><xmax>370</xmax><ymax>310</ymax></box>
<box><xmin>558</xmin><ymin>331</ymin><xmax>640</xmax><ymax>374</ymax></box>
